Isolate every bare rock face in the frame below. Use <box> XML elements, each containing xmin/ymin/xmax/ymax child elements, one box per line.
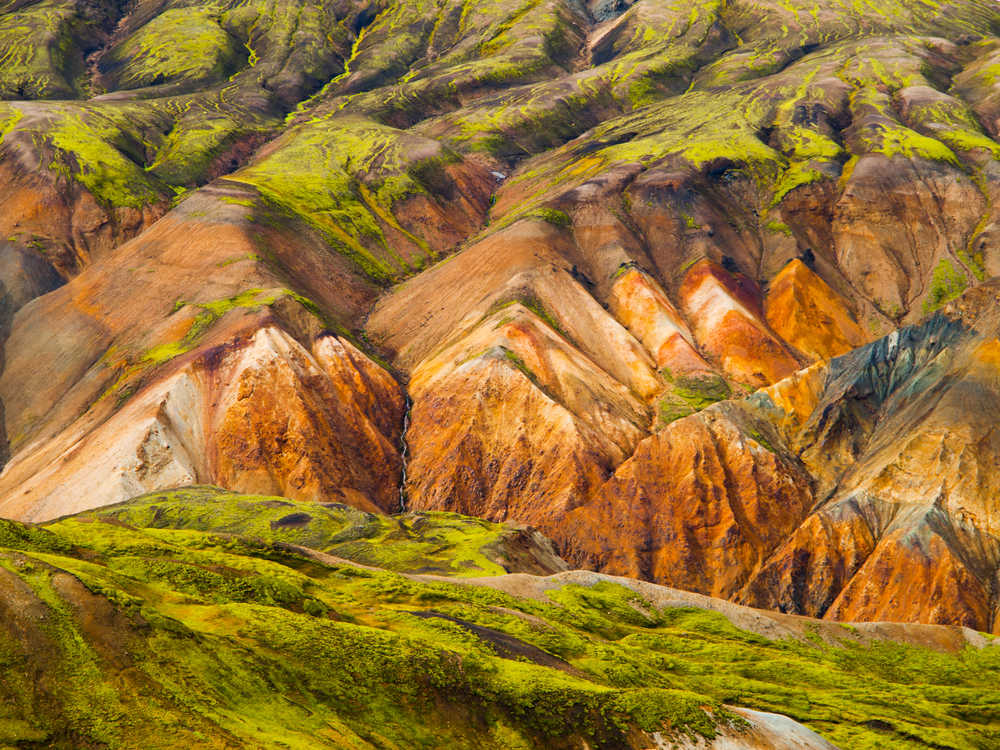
<box><xmin>0</xmin><ymin>146</ymin><xmax>166</xmax><ymax>278</ymax></box>
<box><xmin>679</xmin><ymin>260</ymin><xmax>802</xmax><ymax>387</ymax></box>
<box><xmin>764</xmin><ymin>259</ymin><xmax>867</xmax><ymax>361</ymax></box>
<box><xmin>211</xmin><ymin>328</ymin><xmax>405</xmax><ymax>511</ymax></box>
<box><xmin>486</xmin><ymin>280</ymin><xmax>1000</xmax><ymax>634</ymax></box>
<box><xmin>831</xmin><ymin>155</ymin><xmax>985</xmax><ymax>320</ymax></box>
<box><xmin>559</xmin><ymin>406</ymin><xmax>814</xmax><ymax>599</ymax></box>
<box><xmin>681</xmin><ymin>708</ymin><xmax>840</xmax><ymax>750</ymax></box>
<box><xmin>404</xmin><ymin>304</ymin><xmax>647</xmax><ymax>528</ymax></box>
<box><xmin>609</xmin><ymin>266</ymin><xmax>712</xmax><ymax>376</ymax></box>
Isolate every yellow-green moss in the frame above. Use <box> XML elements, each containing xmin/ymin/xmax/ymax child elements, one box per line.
<box><xmin>0</xmin><ymin>489</ymin><xmax>994</xmax><ymax>748</ymax></box>
<box><xmin>105</xmin><ymin>9</ymin><xmax>244</xmax><ymax>90</ymax></box>
<box><xmin>923</xmin><ymin>257</ymin><xmax>968</xmax><ymax>314</ymax></box>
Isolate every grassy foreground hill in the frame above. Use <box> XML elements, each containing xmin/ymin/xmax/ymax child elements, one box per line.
<box><xmin>0</xmin><ymin>487</ymin><xmax>997</xmax><ymax>749</ymax></box>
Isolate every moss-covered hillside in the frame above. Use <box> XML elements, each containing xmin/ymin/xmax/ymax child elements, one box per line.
<box><xmin>0</xmin><ymin>489</ymin><xmax>997</xmax><ymax>749</ymax></box>
<box><xmin>2</xmin><ymin>5</ymin><xmax>1000</xmax><ymax>742</ymax></box>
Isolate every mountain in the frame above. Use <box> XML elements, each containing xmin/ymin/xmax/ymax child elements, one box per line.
<box><xmin>1</xmin><ymin>0</ymin><xmax>1000</xmax><ymax>708</ymax></box>
<box><xmin>0</xmin><ymin>488</ymin><xmax>998</xmax><ymax>748</ymax></box>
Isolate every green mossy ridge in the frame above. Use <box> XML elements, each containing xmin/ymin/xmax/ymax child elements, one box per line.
<box><xmin>862</xmin><ymin>122</ymin><xmax>960</xmax><ymax>164</ymax></box>
<box><xmin>0</xmin><ymin>489</ymin><xmax>994</xmax><ymax>748</ymax></box>
<box><xmin>104</xmin><ymin>8</ymin><xmax>243</xmax><ymax>90</ymax></box>
<box><xmin>167</xmin><ymin>286</ymin><xmax>339</xmax><ymax>360</ymax></box>
<box><xmin>493</xmin><ymin>29</ymin><xmax>1000</xmax><ymax>228</ymax></box>
<box><xmin>0</xmin><ymin>555</ymin><xmax>129</xmax><ymax>746</ymax></box>
<box><xmin>497</xmin><ymin>86</ymin><xmax>786</xmax><ymax>216</ymax></box>
<box><xmin>0</xmin><ymin>0</ymin><xmax>993</xmax><ymax>260</ymax></box>
<box><xmin>147</xmin><ymin>109</ymin><xmax>276</xmax><ymax>187</ymax></box>
<box><xmin>902</xmin><ymin>97</ymin><xmax>1000</xmax><ymax>161</ymax></box>
<box><xmin>923</xmin><ymin>257</ymin><xmax>969</xmax><ymax>314</ymax></box>
<box><xmin>44</xmin><ymin>108</ymin><xmax>169</xmax><ymax>209</ymax></box>
<box><xmin>415</xmin><ymin>0</ymin><xmax>724</xmax><ymax>157</ymax></box>
<box><xmin>100</xmin><ymin>287</ymin><xmax>330</xmax><ymax>407</ymax></box>
<box><xmin>84</xmin><ymin>486</ymin><xmax>518</xmax><ymax>577</ymax></box>
<box><xmin>487</xmin><ymin>294</ymin><xmax>566</xmax><ymax>337</ymax></box>
<box><xmin>142</xmin><ymin>287</ymin><xmax>277</xmax><ymax>366</ymax></box>
<box><xmin>0</xmin><ymin>105</ymin><xmax>22</xmax><ymax>141</ymax></box>
<box><xmin>0</xmin><ymin>0</ymin><xmax>85</xmax><ymax>99</ymax></box>
<box><xmin>0</xmin><ymin>0</ymin><xmax>349</xmax><ymax>206</ymax></box>
<box><xmin>0</xmin><ymin>518</ymin><xmax>71</xmax><ymax>554</ymax></box>
<box><xmin>230</xmin><ymin>116</ymin><xmax>458</xmax><ymax>283</ymax></box>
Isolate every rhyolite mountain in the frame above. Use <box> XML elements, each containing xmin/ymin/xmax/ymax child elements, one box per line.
<box><xmin>1</xmin><ymin>0</ymin><xmax>1000</xmax><ymax>733</ymax></box>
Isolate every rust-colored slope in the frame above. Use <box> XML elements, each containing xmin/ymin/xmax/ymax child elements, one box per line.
<box><xmin>0</xmin><ymin>321</ymin><xmax>405</xmax><ymax>522</ymax></box>
<box><xmin>764</xmin><ymin>259</ymin><xmax>867</xmax><ymax>361</ymax></box>
<box><xmin>0</xmin><ymin>183</ymin><xmax>412</xmax><ymax>521</ymax></box>
<box><xmin>558</xmin><ymin>405</ymin><xmax>814</xmax><ymax>599</ymax></box>
<box><xmin>405</xmin><ymin>304</ymin><xmax>648</xmax><ymax>528</ymax></box>
<box><xmin>211</xmin><ymin>327</ymin><xmax>405</xmax><ymax>512</ymax></box>
<box><xmin>609</xmin><ymin>266</ymin><xmax>713</xmax><ymax>376</ymax></box>
<box><xmin>679</xmin><ymin>260</ymin><xmax>803</xmax><ymax>386</ymax></box>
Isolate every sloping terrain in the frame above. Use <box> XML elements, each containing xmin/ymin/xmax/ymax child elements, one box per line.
<box><xmin>560</xmin><ymin>283</ymin><xmax>1000</xmax><ymax>633</ymax></box>
<box><xmin>1</xmin><ymin>0</ymin><xmax>1000</xmax><ymax>642</ymax></box>
<box><xmin>0</xmin><ymin>488</ymin><xmax>998</xmax><ymax>749</ymax></box>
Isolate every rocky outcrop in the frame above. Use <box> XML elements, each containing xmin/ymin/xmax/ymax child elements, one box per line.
<box><xmin>211</xmin><ymin>328</ymin><xmax>405</xmax><ymax>511</ymax></box>
<box><xmin>0</xmin><ymin>324</ymin><xmax>405</xmax><ymax>521</ymax></box>
<box><xmin>763</xmin><ymin>259</ymin><xmax>867</xmax><ymax>362</ymax></box>
<box><xmin>557</xmin><ymin>285</ymin><xmax>1000</xmax><ymax>633</ymax></box>
<box><xmin>403</xmin><ymin>304</ymin><xmax>647</xmax><ymax>527</ymax></box>
<box><xmin>679</xmin><ymin>260</ymin><xmax>803</xmax><ymax>387</ymax></box>
<box><xmin>559</xmin><ymin>406</ymin><xmax>814</xmax><ymax>598</ymax></box>
<box><xmin>686</xmin><ymin>708</ymin><xmax>839</xmax><ymax>750</ymax></box>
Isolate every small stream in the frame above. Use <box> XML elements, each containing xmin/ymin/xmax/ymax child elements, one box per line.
<box><xmin>397</xmin><ymin>394</ymin><xmax>411</xmax><ymax>512</ymax></box>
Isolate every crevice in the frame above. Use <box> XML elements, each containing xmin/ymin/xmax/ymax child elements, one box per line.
<box><xmin>82</xmin><ymin>0</ymin><xmax>143</xmax><ymax>98</ymax></box>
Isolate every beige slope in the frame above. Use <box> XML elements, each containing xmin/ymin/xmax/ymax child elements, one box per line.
<box><xmin>0</xmin><ymin>322</ymin><xmax>404</xmax><ymax>522</ymax></box>
<box><xmin>368</xmin><ymin>218</ymin><xmax>662</xmax><ymax>400</ymax></box>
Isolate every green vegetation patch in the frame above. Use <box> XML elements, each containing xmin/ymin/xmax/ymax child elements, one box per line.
<box><xmin>487</xmin><ymin>293</ymin><xmax>566</xmax><ymax>336</ymax></box>
<box><xmin>231</xmin><ymin>116</ymin><xmax>457</xmax><ymax>283</ymax></box>
<box><xmin>83</xmin><ymin>486</ymin><xmax>520</xmax><ymax>577</ymax></box>
<box><xmin>657</xmin><ymin>373</ymin><xmax>731</xmax><ymax>427</ymax></box>
<box><xmin>45</xmin><ymin>108</ymin><xmax>168</xmax><ymax>209</ymax></box>
<box><xmin>99</xmin><ymin>288</ymin><xmax>328</xmax><ymax>407</ymax></box>
<box><xmin>923</xmin><ymin>257</ymin><xmax>969</xmax><ymax>314</ymax></box>
<box><xmin>0</xmin><ymin>490</ymin><xmax>994</xmax><ymax>748</ymax></box>
<box><xmin>0</xmin><ymin>0</ymin><xmax>83</xmax><ymax>98</ymax></box>
<box><xmin>526</xmin><ymin>206</ymin><xmax>571</xmax><ymax>227</ymax></box>
<box><xmin>142</xmin><ymin>288</ymin><xmax>276</xmax><ymax>366</ymax></box>
<box><xmin>104</xmin><ymin>9</ymin><xmax>244</xmax><ymax>90</ymax></box>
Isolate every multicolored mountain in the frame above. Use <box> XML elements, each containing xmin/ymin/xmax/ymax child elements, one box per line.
<box><xmin>2</xmin><ymin>0</ymin><xmax>1000</xmax><ymax>745</ymax></box>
